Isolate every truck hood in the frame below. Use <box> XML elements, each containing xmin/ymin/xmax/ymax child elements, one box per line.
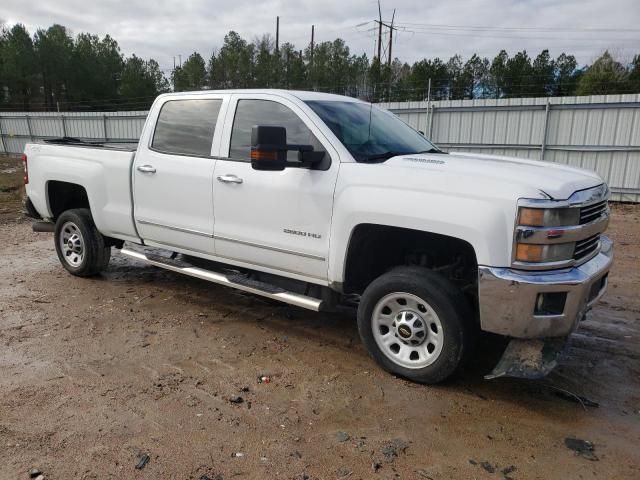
<box><xmin>382</xmin><ymin>151</ymin><xmax>603</xmax><ymax>200</ymax></box>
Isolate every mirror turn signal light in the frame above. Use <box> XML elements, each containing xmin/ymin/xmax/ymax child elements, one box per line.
<box><xmin>250</xmin><ymin>149</ymin><xmax>278</xmax><ymax>161</ymax></box>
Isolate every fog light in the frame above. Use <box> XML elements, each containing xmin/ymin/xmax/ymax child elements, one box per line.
<box><xmin>534</xmin><ymin>292</ymin><xmax>567</xmax><ymax>316</ymax></box>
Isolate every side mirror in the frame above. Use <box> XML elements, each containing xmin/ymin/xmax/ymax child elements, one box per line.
<box><xmin>299</xmin><ymin>150</ymin><xmax>325</xmax><ymax>164</ymax></box>
<box><xmin>251</xmin><ymin>125</ymin><xmax>287</xmax><ymax>171</ymax></box>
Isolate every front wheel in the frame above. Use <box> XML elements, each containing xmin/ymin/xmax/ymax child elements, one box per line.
<box><xmin>54</xmin><ymin>208</ymin><xmax>111</xmax><ymax>277</ymax></box>
<box><xmin>357</xmin><ymin>266</ymin><xmax>474</xmax><ymax>384</ymax></box>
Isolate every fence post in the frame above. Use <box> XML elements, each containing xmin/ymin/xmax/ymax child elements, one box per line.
<box><xmin>103</xmin><ymin>115</ymin><xmax>108</xmax><ymax>142</ymax></box>
<box><xmin>0</xmin><ymin>116</ymin><xmax>6</xmax><ymax>154</ymax></box>
<box><xmin>426</xmin><ymin>78</ymin><xmax>432</xmax><ymax>139</ymax></box>
<box><xmin>540</xmin><ymin>100</ymin><xmax>551</xmax><ymax>160</ymax></box>
<box><xmin>60</xmin><ymin>114</ymin><xmax>67</xmax><ymax>137</ymax></box>
<box><xmin>26</xmin><ymin>115</ymin><xmax>34</xmax><ymax>141</ymax></box>
<box><xmin>429</xmin><ymin>104</ymin><xmax>436</xmax><ymax>140</ymax></box>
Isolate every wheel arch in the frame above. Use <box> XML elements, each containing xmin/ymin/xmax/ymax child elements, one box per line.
<box><xmin>46</xmin><ymin>180</ymin><xmax>91</xmax><ymax>220</ymax></box>
<box><xmin>341</xmin><ymin>223</ymin><xmax>479</xmax><ymax>301</ymax></box>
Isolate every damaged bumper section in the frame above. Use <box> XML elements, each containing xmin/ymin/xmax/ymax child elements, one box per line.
<box><xmin>478</xmin><ymin>236</ymin><xmax>613</xmax><ymax>378</ymax></box>
<box><xmin>478</xmin><ymin>236</ymin><xmax>612</xmax><ymax>339</ymax></box>
<box><xmin>485</xmin><ymin>337</ymin><xmax>568</xmax><ymax>380</ymax></box>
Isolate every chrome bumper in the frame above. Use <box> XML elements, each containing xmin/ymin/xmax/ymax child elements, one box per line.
<box><xmin>478</xmin><ymin>236</ymin><xmax>613</xmax><ymax>338</ymax></box>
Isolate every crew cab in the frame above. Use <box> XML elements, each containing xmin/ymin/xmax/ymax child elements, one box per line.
<box><xmin>22</xmin><ymin>90</ymin><xmax>613</xmax><ymax>383</ymax></box>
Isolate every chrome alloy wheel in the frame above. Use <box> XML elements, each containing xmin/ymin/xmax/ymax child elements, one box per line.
<box><xmin>59</xmin><ymin>221</ymin><xmax>85</xmax><ymax>267</ymax></box>
<box><xmin>372</xmin><ymin>292</ymin><xmax>444</xmax><ymax>369</ymax></box>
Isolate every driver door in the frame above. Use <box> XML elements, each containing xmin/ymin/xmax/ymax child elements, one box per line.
<box><xmin>212</xmin><ymin>94</ymin><xmax>340</xmax><ymax>282</ymax></box>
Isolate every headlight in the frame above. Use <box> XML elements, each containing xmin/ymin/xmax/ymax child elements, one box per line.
<box><xmin>515</xmin><ymin>206</ymin><xmax>580</xmax><ymax>265</ymax></box>
<box><xmin>518</xmin><ymin>207</ymin><xmax>580</xmax><ymax>227</ymax></box>
<box><xmin>515</xmin><ymin>243</ymin><xmax>575</xmax><ymax>263</ymax></box>
<box><xmin>514</xmin><ymin>187</ymin><xmax>610</xmax><ymax>270</ymax></box>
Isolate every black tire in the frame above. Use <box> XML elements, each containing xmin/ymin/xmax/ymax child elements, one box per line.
<box><xmin>357</xmin><ymin>266</ymin><xmax>474</xmax><ymax>384</ymax></box>
<box><xmin>54</xmin><ymin>208</ymin><xmax>111</xmax><ymax>277</ymax></box>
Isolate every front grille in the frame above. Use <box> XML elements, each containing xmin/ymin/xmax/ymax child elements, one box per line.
<box><xmin>574</xmin><ymin>234</ymin><xmax>600</xmax><ymax>261</ymax></box>
<box><xmin>580</xmin><ymin>200</ymin><xmax>608</xmax><ymax>224</ymax></box>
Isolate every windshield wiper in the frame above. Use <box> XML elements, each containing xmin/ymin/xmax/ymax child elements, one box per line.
<box><xmin>415</xmin><ymin>148</ymin><xmax>445</xmax><ymax>154</ymax></box>
<box><xmin>360</xmin><ymin>151</ymin><xmax>408</xmax><ymax>163</ymax></box>
<box><xmin>360</xmin><ymin>147</ymin><xmax>445</xmax><ymax>163</ymax></box>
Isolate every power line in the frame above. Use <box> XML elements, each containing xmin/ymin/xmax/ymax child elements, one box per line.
<box><xmin>394</xmin><ymin>26</ymin><xmax>640</xmax><ymax>43</ymax></box>
<box><xmin>395</xmin><ymin>22</ymin><xmax>640</xmax><ymax>33</ymax></box>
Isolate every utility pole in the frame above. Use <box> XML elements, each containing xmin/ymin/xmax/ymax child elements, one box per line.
<box><xmin>374</xmin><ymin>2</ymin><xmax>397</xmax><ymax>65</ymax></box>
<box><xmin>376</xmin><ymin>0</ymin><xmax>382</xmax><ymax>62</ymax></box>
<box><xmin>310</xmin><ymin>25</ymin><xmax>315</xmax><ymax>65</ymax></box>
<box><xmin>275</xmin><ymin>16</ymin><xmax>280</xmax><ymax>54</ymax></box>
<box><xmin>310</xmin><ymin>25</ymin><xmax>315</xmax><ymax>89</ymax></box>
<box><xmin>178</xmin><ymin>54</ymin><xmax>182</xmax><ymax>68</ymax></box>
<box><xmin>387</xmin><ymin>9</ymin><xmax>396</xmax><ymax>67</ymax></box>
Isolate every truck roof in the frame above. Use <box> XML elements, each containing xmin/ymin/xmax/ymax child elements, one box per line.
<box><xmin>155</xmin><ymin>89</ymin><xmax>364</xmax><ymax>103</ymax></box>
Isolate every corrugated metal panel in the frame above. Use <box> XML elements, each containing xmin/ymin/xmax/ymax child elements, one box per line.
<box><xmin>380</xmin><ymin>94</ymin><xmax>640</xmax><ymax>202</ymax></box>
<box><xmin>30</xmin><ymin>116</ymin><xmax>64</xmax><ymax>137</ymax></box>
<box><xmin>2</xmin><ymin>96</ymin><xmax>640</xmax><ymax>202</ymax></box>
<box><xmin>0</xmin><ymin>111</ymin><xmax>148</xmax><ymax>150</ymax></box>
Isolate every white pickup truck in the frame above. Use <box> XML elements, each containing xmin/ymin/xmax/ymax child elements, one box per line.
<box><xmin>22</xmin><ymin>89</ymin><xmax>613</xmax><ymax>383</ymax></box>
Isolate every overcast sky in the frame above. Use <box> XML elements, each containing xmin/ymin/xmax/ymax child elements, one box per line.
<box><xmin>2</xmin><ymin>0</ymin><xmax>639</xmax><ymax>73</ymax></box>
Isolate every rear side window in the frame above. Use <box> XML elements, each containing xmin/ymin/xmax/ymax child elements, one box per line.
<box><xmin>152</xmin><ymin>99</ymin><xmax>222</xmax><ymax>156</ymax></box>
<box><xmin>229</xmin><ymin>99</ymin><xmax>324</xmax><ymax>162</ymax></box>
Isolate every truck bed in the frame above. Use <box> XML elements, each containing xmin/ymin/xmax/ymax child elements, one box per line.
<box><xmin>24</xmin><ymin>140</ymin><xmax>140</xmax><ymax>243</ymax></box>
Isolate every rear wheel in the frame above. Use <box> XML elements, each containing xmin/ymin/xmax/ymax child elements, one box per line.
<box><xmin>54</xmin><ymin>208</ymin><xmax>111</xmax><ymax>277</ymax></box>
<box><xmin>357</xmin><ymin>266</ymin><xmax>473</xmax><ymax>384</ymax></box>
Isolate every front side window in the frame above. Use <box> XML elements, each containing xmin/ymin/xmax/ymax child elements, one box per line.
<box><xmin>305</xmin><ymin>100</ymin><xmax>441</xmax><ymax>163</ymax></box>
<box><xmin>152</xmin><ymin>99</ymin><xmax>222</xmax><ymax>156</ymax></box>
<box><xmin>229</xmin><ymin>99</ymin><xmax>324</xmax><ymax>162</ymax></box>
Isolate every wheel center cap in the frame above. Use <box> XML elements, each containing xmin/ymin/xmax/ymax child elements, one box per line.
<box><xmin>394</xmin><ymin>310</ymin><xmax>428</xmax><ymax>346</ymax></box>
<box><xmin>397</xmin><ymin>324</ymin><xmax>412</xmax><ymax>338</ymax></box>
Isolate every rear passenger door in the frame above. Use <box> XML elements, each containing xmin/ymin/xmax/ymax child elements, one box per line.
<box><xmin>133</xmin><ymin>96</ymin><xmax>227</xmax><ymax>255</ymax></box>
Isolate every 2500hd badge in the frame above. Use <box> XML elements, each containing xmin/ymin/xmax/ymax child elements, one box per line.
<box><xmin>283</xmin><ymin>228</ymin><xmax>322</xmax><ymax>239</ymax></box>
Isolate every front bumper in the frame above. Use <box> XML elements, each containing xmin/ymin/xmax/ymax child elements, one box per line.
<box><xmin>478</xmin><ymin>236</ymin><xmax>613</xmax><ymax>338</ymax></box>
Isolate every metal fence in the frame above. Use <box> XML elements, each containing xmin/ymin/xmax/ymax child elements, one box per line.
<box><xmin>1</xmin><ymin>94</ymin><xmax>639</xmax><ymax>201</ymax></box>
<box><xmin>379</xmin><ymin>94</ymin><xmax>640</xmax><ymax>202</ymax></box>
<box><xmin>0</xmin><ymin>110</ymin><xmax>146</xmax><ymax>154</ymax></box>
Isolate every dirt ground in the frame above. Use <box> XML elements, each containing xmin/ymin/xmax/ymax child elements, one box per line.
<box><xmin>1</xmin><ymin>155</ymin><xmax>639</xmax><ymax>479</ymax></box>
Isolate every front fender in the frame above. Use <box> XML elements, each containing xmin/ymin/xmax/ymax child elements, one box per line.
<box><xmin>327</xmin><ymin>169</ymin><xmax>520</xmax><ymax>285</ymax></box>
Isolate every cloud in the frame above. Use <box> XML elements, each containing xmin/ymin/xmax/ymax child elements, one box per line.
<box><xmin>2</xmin><ymin>0</ymin><xmax>639</xmax><ymax>73</ymax></box>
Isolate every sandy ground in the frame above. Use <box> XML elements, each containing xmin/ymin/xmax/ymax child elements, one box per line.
<box><xmin>1</xmin><ymin>159</ymin><xmax>639</xmax><ymax>479</ymax></box>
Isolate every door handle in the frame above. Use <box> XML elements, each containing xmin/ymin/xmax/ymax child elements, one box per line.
<box><xmin>137</xmin><ymin>165</ymin><xmax>156</xmax><ymax>174</ymax></box>
<box><xmin>217</xmin><ymin>174</ymin><xmax>243</xmax><ymax>184</ymax></box>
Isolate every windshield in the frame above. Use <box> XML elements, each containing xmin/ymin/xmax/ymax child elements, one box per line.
<box><xmin>305</xmin><ymin>100</ymin><xmax>442</xmax><ymax>162</ymax></box>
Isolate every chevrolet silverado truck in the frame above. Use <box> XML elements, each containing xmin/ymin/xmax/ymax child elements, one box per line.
<box><xmin>22</xmin><ymin>90</ymin><xmax>613</xmax><ymax>383</ymax></box>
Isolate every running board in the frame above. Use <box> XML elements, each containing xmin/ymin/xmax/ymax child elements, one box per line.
<box><xmin>119</xmin><ymin>247</ymin><xmax>323</xmax><ymax>312</ymax></box>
